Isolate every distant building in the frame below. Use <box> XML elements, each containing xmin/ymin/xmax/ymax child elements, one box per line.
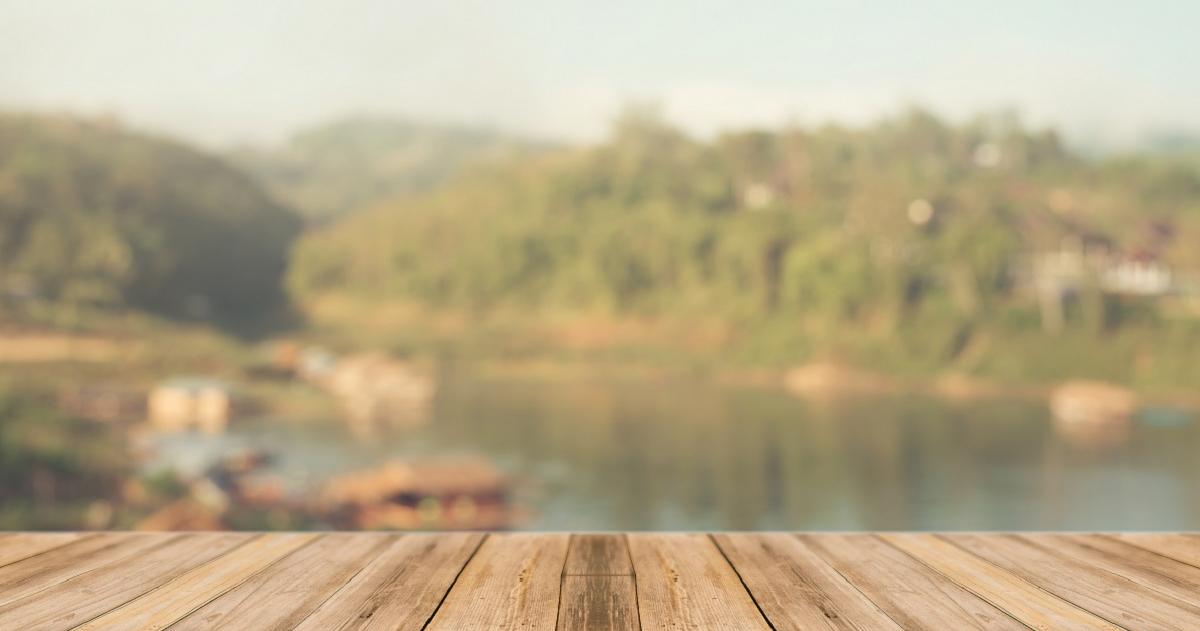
<box><xmin>148</xmin><ymin>377</ymin><xmax>241</xmax><ymax>433</ymax></box>
<box><xmin>1030</xmin><ymin>230</ymin><xmax>1181</xmax><ymax>330</ymax></box>
<box><xmin>1101</xmin><ymin>251</ymin><xmax>1172</xmax><ymax>296</ymax></box>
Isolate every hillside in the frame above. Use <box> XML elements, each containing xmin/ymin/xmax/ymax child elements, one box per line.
<box><xmin>290</xmin><ymin>109</ymin><xmax>1200</xmax><ymax>387</ymax></box>
<box><xmin>0</xmin><ymin>113</ymin><xmax>301</xmax><ymax>321</ymax></box>
<box><xmin>230</xmin><ymin>116</ymin><xmax>549</xmax><ymax>222</ymax></box>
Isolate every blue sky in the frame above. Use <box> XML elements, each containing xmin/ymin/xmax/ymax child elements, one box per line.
<box><xmin>2</xmin><ymin>0</ymin><xmax>1197</xmax><ymax>147</ymax></box>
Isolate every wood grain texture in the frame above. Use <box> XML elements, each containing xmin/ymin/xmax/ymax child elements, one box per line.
<box><xmin>426</xmin><ymin>533</ymin><xmax>569</xmax><ymax>631</ymax></box>
<box><xmin>74</xmin><ymin>532</ymin><xmax>316</xmax><ymax>631</ymax></box>
<box><xmin>558</xmin><ymin>576</ymin><xmax>639</xmax><ymax>631</ymax></box>
<box><xmin>803</xmin><ymin>534</ymin><xmax>1025</xmax><ymax>630</ymax></box>
<box><xmin>880</xmin><ymin>533</ymin><xmax>1121</xmax><ymax>631</ymax></box>
<box><xmin>169</xmin><ymin>533</ymin><xmax>394</xmax><ymax>631</ymax></box>
<box><xmin>295</xmin><ymin>532</ymin><xmax>484</xmax><ymax>631</ymax></box>
<box><xmin>946</xmin><ymin>533</ymin><xmax>1200</xmax><ymax>631</ymax></box>
<box><xmin>713</xmin><ymin>533</ymin><xmax>899</xmax><ymax>631</ymax></box>
<box><xmin>564</xmin><ymin>534</ymin><xmax>633</xmax><ymax>575</ymax></box>
<box><xmin>559</xmin><ymin>535</ymin><xmax>639</xmax><ymax>630</ymax></box>
<box><xmin>631</xmin><ymin>533</ymin><xmax>770</xmax><ymax>631</ymax></box>
<box><xmin>1113</xmin><ymin>533</ymin><xmax>1200</xmax><ymax>568</ymax></box>
<box><xmin>0</xmin><ymin>533</ymin><xmax>86</xmax><ymax>569</ymax></box>
<box><xmin>0</xmin><ymin>532</ymin><xmax>251</xmax><ymax>631</ymax></box>
<box><xmin>1025</xmin><ymin>534</ymin><xmax>1200</xmax><ymax>608</ymax></box>
<box><xmin>0</xmin><ymin>531</ymin><xmax>1196</xmax><ymax>630</ymax></box>
<box><xmin>0</xmin><ymin>533</ymin><xmax>173</xmax><ymax>608</ymax></box>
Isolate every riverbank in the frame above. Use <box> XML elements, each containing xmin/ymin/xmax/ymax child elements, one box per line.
<box><xmin>462</xmin><ymin>356</ymin><xmax>1200</xmax><ymax>415</ymax></box>
<box><xmin>297</xmin><ymin>294</ymin><xmax>1200</xmax><ymax>402</ymax></box>
<box><xmin>5</xmin><ymin>301</ymin><xmax>1199</xmax><ymax>424</ymax></box>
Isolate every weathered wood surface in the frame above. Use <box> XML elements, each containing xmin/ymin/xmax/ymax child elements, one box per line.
<box><xmin>713</xmin><ymin>533</ymin><xmax>896</xmax><ymax>630</ymax></box>
<box><xmin>880</xmin><ymin>533</ymin><xmax>1122</xmax><ymax>631</ymax></box>
<box><xmin>800</xmin><ymin>534</ymin><xmax>1025</xmax><ymax>630</ymax></box>
<box><xmin>75</xmin><ymin>533</ymin><xmax>315</xmax><ymax>631</ymax></box>
<box><xmin>293</xmin><ymin>532</ymin><xmax>483</xmax><ymax>631</ymax></box>
<box><xmin>0</xmin><ymin>532</ymin><xmax>86</xmax><ymax>568</ymax></box>
<box><xmin>559</xmin><ymin>535</ymin><xmax>638</xmax><ymax>631</ymax></box>
<box><xmin>0</xmin><ymin>533</ymin><xmax>170</xmax><ymax>609</ymax></box>
<box><xmin>629</xmin><ymin>534</ymin><xmax>771</xmax><ymax>630</ymax></box>
<box><xmin>945</xmin><ymin>533</ymin><xmax>1200</xmax><ymax>631</ymax></box>
<box><xmin>425</xmin><ymin>533</ymin><xmax>569</xmax><ymax>631</ymax></box>
<box><xmin>0</xmin><ymin>531</ymin><xmax>1194</xmax><ymax>630</ymax></box>
<box><xmin>0</xmin><ymin>532</ymin><xmax>250</xmax><ymax>631</ymax></box>
<box><xmin>168</xmin><ymin>533</ymin><xmax>390</xmax><ymax>631</ymax></box>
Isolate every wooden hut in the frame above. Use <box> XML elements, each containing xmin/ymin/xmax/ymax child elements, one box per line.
<box><xmin>148</xmin><ymin>377</ymin><xmax>242</xmax><ymax>433</ymax></box>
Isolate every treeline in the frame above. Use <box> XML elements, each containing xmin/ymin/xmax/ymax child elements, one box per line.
<box><xmin>0</xmin><ymin>114</ymin><xmax>300</xmax><ymax>321</ymax></box>
<box><xmin>289</xmin><ymin>108</ymin><xmax>1200</xmax><ymax>381</ymax></box>
<box><xmin>4</xmin><ymin>108</ymin><xmax>1200</xmax><ymax>382</ymax></box>
<box><xmin>229</xmin><ymin>116</ymin><xmax>548</xmax><ymax>223</ymax></box>
<box><xmin>290</xmin><ymin>108</ymin><xmax>1200</xmax><ymax>314</ymax></box>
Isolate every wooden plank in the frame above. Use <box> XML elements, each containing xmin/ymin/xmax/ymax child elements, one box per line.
<box><xmin>0</xmin><ymin>533</ymin><xmax>175</xmax><ymax>608</ymax></box>
<box><xmin>631</xmin><ymin>533</ymin><xmax>769</xmax><ymax>631</ymax></box>
<box><xmin>713</xmin><ymin>533</ymin><xmax>898</xmax><ymax>631</ymax></box>
<box><xmin>0</xmin><ymin>533</ymin><xmax>86</xmax><ymax>568</ymax></box>
<box><xmin>559</xmin><ymin>535</ymin><xmax>638</xmax><ymax>630</ymax></box>
<box><xmin>803</xmin><ymin>534</ymin><xmax>1025</xmax><ymax>630</ymax></box>
<box><xmin>169</xmin><ymin>533</ymin><xmax>393</xmax><ymax>631</ymax></box>
<box><xmin>557</xmin><ymin>576</ymin><xmax>639</xmax><ymax>631</ymax></box>
<box><xmin>294</xmin><ymin>532</ymin><xmax>484</xmax><ymax>631</ymax></box>
<box><xmin>74</xmin><ymin>532</ymin><xmax>315</xmax><ymax>631</ymax></box>
<box><xmin>0</xmin><ymin>532</ymin><xmax>251</xmax><ymax>631</ymax></box>
<box><xmin>1024</xmin><ymin>534</ymin><xmax>1200</xmax><ymax>608</ymax></box>
<box><xmin>880</xmin><ymin>533</ymin><xmax>1120</xmax><ymax>631</ymax></box>
<box><xmin>0</xmin><ymin>531</ymin><xmax>1194</xmax><ymax>631</ymax></box>
<box><xmin>946</xmin><ymin>533</ymin><xmax>1200</xmax><ymax>631</ymax></box>
<box><xmin>1112</xmin><ymin>534</ymin><xmax>1200</xmax><ymax>568</ymax></box>
<box><xmin>426</xmin><ymin>533</ymin><xmax>568</xmax><ymax>631</ymax></box>
<box><xmin>564</xmin><ymin>534</ymin><xmax>633</xmax><ymax>575</ymax></box>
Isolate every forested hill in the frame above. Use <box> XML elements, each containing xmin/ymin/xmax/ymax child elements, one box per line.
<box><xmin>229</xmin><ymin>116</ymin><xmax>549</xmax><ymax>222</ymax></box>
<box><xmin>290</xmin><ymin>109</ymin><xmax>1200</xmax><ymax>384</ymax></box>
<box><xmin>0</xmin><ymin>113</ymin><xmax>300</xmax><ymax>320</ymax></box>
<box><xmin>4</xmin><ymin>108</ymin><xmax>1200</xmax><ymax>384</ymax></box>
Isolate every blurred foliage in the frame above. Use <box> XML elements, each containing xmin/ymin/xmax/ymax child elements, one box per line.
<box><xmin>0</xmin><ymin>385</ymin><xmax>128</xmax><ymax>528</ymax></box>
<box><xmin>0</xmin><ymin>113</ymin><xmax>301</xmax><ymax>321</ymax></box>
<box><xmin>290</xmin><ymin>108</ymin><xmax>1200</xmax><ymax>385</ymax></box>
<box><xmin>229</xmin><ymin>116</ymin><xmax>550</xmax><ymax>223</ymax></box>
<box><xmin>4</xmin><ymin>108</ymin><xmax>1200</xmax><ymax>386</ymax></box>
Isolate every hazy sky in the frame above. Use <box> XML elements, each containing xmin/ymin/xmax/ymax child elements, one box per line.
<box><xmin>2</xmin><ymin>1</ymin><xmax>1197</xmax><ymax>148</ymax></box>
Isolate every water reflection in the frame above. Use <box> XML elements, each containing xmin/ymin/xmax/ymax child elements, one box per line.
<box><xmin>148</xmin><ymin>372</ymin><xmax>1200</xmax><ymax>531</ymax></box>
<box><xmin>1052</xmin><ymin>414</ymin><xmax>1132</xmax><ymax>451</ymax></box>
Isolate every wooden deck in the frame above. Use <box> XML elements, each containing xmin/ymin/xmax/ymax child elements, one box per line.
<box><xmin>0</xmin><ymin>533</ymin><xmax>1198</xmax><ymax>630</ymax></box>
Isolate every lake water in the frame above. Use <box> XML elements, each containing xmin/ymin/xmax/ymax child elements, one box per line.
<box><xmin>149</xmin><ymin>372</ymin><xmax>1200</xmax><ymax>530</ymax></box>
